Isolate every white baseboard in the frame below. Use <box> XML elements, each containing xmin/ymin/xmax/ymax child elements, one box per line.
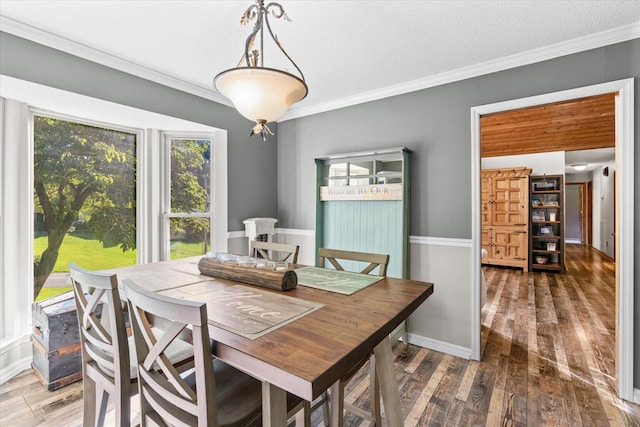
<box><xmin>634</xmin><ymin>388</ymin><xmax>640</xmax><ymax>404</ymax></box>
<box><xmin>0</xmin><ymin>356</ymin><xmax>32</xmax><ymax>385</ymax></box>
<box><xmin>0</xmin><ymin>333</ymin><xmax>34</xmax><ymax>385</ymax></box>
<box><xmin>407</xmin><ymin>332</ymin><xmax>472</xmax><ymax>360</ymax></box>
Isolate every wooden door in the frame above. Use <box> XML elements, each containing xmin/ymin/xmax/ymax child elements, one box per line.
<box><xmin>565</xmin><ymin>184</ymin><xmax>581</xmax><ymax>242</ymax></box>
<box><xmin>586</xmin><ymin>181</ymin><xmax>593</xmax><ymax>245</ymax></box>
<box><xmin>491</xmin><ymin>174</ymin><xmax>528</xmax><ymax>226</ymax></box>
<box><xmin>579</xmin><ymin>184</ymin><xmax>585</xmax><ymax>244</ymax></box>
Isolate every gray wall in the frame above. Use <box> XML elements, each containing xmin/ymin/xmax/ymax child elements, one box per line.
<box><xmin>2</xmin><ymin>30</ymin><xmax>639</xmax><ymax>387</ymax></box>
<box><xmin>277</xmin><ymin>39</ymin><xmax>640</xmax><ymax>386</ymax></box>
<box><xmin>0</xmin><ymin>32</ymin><xmax>278</xmax><ymax>231</ymax></box>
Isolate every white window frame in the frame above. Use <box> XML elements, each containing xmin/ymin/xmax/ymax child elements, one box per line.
<box><xmin>161</xmin><ymin>132</ymin><xmax>217</xmax><ymax>260</ymax></box>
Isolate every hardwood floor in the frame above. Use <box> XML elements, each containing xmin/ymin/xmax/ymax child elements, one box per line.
<box><xmin>1</xmin><ymin>244</ymin><xmax>639</xmax><ymax>426</ymax></box>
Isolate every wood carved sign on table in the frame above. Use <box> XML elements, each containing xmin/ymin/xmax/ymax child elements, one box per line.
<box><xmin>161</xmin><ymin>281</ymin><xmax>322</xmax><ymax>340</ymax></box>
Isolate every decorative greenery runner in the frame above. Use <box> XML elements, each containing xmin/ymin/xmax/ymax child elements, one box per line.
<box><xmin>295</xmin><ymin>266</ymin><xmax>382</xmax><ymax>295</ymax></box>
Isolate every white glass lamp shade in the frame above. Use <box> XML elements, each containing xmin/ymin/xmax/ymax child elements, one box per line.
<box><xmin>572</xmin><ymin>164</ymin><xmax>587</xmax><ymax>171</ymax></box>
<box><xmin>214</xmin><ymin>67</ymin><xmax>308</xmax><ymax>123</ymax></box>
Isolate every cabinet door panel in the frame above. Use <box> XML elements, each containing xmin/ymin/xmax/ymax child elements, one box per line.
<box><xmin>492</xmin><ymin>228</ymin><xmax>527</xmax><ymax>261</ymax></box>
<box><xmin>492</xmin><ymin>175</ymin><xmax>527</xmax><ymax>226</ymax></box>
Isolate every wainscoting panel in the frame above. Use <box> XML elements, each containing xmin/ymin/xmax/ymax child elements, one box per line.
<box><xmin>409</xmin><ymin>237</ymin><xmax>473</xmax><ymax>354</ymax></box>
<box><xmin>322</xmin><ymin>200</ymin><xmax>404</xmax><ymax>277</ymax></box>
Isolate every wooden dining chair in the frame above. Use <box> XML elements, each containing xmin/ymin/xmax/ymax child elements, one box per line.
<box><xmin>69</xmin><ymin>263</ymin><xmax>132</xmax><ymax>427</ymax></box>
<box><xmin>316</xmin><ymin>248</ymin><xmax>390</xmax><ymax>427</ymax></box>
<box><xmin>123</xmin><ymin>278</ymin><xmax>309</xmax><ymax>427</ymax></box>
<box><xmin>69</xmin><ymin>263</ymin><xmax>193</xmax><ymax>427</ymax></box>
<box><xmin>250</xmin><ymin>240</ymin><xmax>300</xmax><ymax>263</ymax></box>
<box><xmin>317</xmin><ymin>248</ymin><xmax>389</xmax><ymax>277</ymax></box>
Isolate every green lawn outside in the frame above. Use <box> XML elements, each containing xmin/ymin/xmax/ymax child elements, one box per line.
<box><xmin>36</xmin><ymin>286</ymin><xmax>73</xmax><ymax>302</ymax></box>
<box><xmin>34</xmin><ymin>234</ymin><xmax>137</xmax><ymax>272</ymax></box>
<box><xmin>169</xmin><ymin>240</ymin><xmax>208</xmax><ymax>259</ymax></box>
<box><xmin>34</xmin><ymin>234</ymin><xmax>207</xmax><ymax>271</ymax></box>
<box><xmin>33</xmin><ymin>234</ymin><xmax>205</xmax><ymax>300</ymax></box>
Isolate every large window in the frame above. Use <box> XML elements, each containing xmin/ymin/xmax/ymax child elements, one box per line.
<box><xmin>1</xmin><ymin>85</ymin><xmax>228</xmax><ymax>386</ymax></box>
<box><xmin>164</xmin><ymin>136</ymin><xmax>213</xmax><ymax>260</ymax></box>
<box><xmin>33</xmin><ymin>115</ymin><xmax>137</xmax><ymax>299</ymax></box>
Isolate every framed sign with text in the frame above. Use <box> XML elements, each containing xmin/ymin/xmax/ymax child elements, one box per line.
<box><xmin>319</xmin><ymin>183</ymin><xmax>403</xmax><ymax>201</ymax></box>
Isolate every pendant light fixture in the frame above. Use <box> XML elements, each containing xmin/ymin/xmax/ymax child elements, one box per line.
<box><xmin>214</xmin><ymin>0</ymin><xmax>308</xmax><ymax>141</ymax></box>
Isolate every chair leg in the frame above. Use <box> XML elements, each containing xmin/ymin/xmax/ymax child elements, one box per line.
<box><xmin>83</xmin><ymin>376</ymin><xmax>97</xmax><ymax>427</ymax></box>
<box><xmin>115</xmin><ymin>386</ymin><xmax>130</xmax><ymax>427</ymax></box>
<box><xmin>294</xmin><ymin>401</ymin><xmax>311</xmax><ymax>427</ymax></box>
<box><xmin>320</xmin><ymin>392</ymin><xmax>330</xmax><ymax>427</ymax></box>
<box><xmin>96</xmin><ymin>386</ymin><xmax>109</xmax><ymax>427</ymax></box>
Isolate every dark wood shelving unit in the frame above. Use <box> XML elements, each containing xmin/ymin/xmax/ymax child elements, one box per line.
<box><xmin>529</xmin><ymin>175</ymin><xmax>564</xmax><ymax>272</ymax></box>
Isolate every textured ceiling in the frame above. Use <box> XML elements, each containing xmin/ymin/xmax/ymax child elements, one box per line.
<box><xmin>1</xmin><ymin>0</ymin><xmax>639</xmax><ymax>118</ymax></box>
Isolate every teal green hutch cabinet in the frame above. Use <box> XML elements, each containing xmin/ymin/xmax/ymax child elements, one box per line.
<box><xmin>315</xmin><ymin>147</ymin><xmax>411</xmax><ymax>279</ymax></box>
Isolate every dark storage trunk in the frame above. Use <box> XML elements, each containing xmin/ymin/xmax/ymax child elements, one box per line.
<box><xmin>31</xmin><ymin>291</ymin><xmax>83</xmax><ymax>390</ymax></box>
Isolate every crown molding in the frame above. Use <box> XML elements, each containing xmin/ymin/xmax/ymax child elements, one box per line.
<box><xmin>2</xmin><ymin>16</ymin><xmax>638</xmax><ymax>120</ymax></box>
<box><xmin>0</xmin><ymin>16</ymin><xmax>232</xmax><ymax>106</ymax></box>
<box><xmin>281</xmin><ymin>22</ymin><xmax>640</xmax><ymax>121</ymax></box>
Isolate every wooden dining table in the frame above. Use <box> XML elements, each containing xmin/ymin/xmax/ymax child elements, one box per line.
<box><xmin>108</xmin><ymin>256</ymin><xmax>434</xmax><ymax>427</ymax></box>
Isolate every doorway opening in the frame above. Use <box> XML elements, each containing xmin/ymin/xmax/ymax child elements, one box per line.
<box><xmin>565</xmin><ymin>180</ymin><xmax>597</xmax><ymax>249</ymax></box>
<box><xmin>470</xmin><ymin>79</ymin><xmax>634</xmax><ymax>401</ymax></box>
<box><xmin>565</xmin><ymin>183</ymin><xmax>585</xmax><ymax>244</ymax></box>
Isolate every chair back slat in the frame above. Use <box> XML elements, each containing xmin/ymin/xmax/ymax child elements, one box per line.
<box><xmin>124</xmin><ymin>279</ymin><xmax>218</xmax><ymax>427</ymax></box>
<box><xmin>69</xmin><ymin>262</ymin><xmax>132</xmax><ymax>427</ymax></box>
<box><xmin>69</xmin><ymin>264</ymin><xmax>130</xmax><ymax>380</ymax></box>
<box><xmin>317</xmin><ymin>248</ymin><xmax>390</xmax><ymax>277</ymax></box>
<box><xmin>250</xmin><ymin>240</ymin><xmax>300</xmax><ymax>263</ymax></box>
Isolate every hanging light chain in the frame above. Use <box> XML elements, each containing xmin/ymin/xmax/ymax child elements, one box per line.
<box><xmin>236</xmin><ymin>0</ymin><xmax>305</xmax><ymax>81</ymax></box>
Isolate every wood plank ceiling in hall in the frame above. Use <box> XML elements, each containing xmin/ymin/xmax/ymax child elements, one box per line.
<box><xmin>480</xmin><ymin>93</ymin><xmax>616</xmax><ymax>158</ymax></box>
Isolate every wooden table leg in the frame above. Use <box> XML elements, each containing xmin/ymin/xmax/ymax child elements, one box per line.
<box><xmin>262</xmin><ymin>381</ymin><xmax>288</xmax><ymax>427</ymax></box>
<box><xmin>373</xmin><ymin>337</ymin><xmax>403</xmax><ymax>426</ymax></box>
<box><xmin>329</xmin><ymin>379</ymin><xmax>345</xmax><ymax>427</ymax></box>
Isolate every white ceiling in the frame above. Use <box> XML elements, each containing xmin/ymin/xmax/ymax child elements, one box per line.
<box><xmin>0</xmin><ymin>1</ymin><xmax>635</xmax><ymax>171</ymax></box>
<box><xmin>1</xmin><ymin>1</ymin><xmax>639</xmax><ymax>120</ymax></box>
<box><xmin>565</xmin><ymin>147</ymin><xmax>615</xmax><ymax>175</ymax></box>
